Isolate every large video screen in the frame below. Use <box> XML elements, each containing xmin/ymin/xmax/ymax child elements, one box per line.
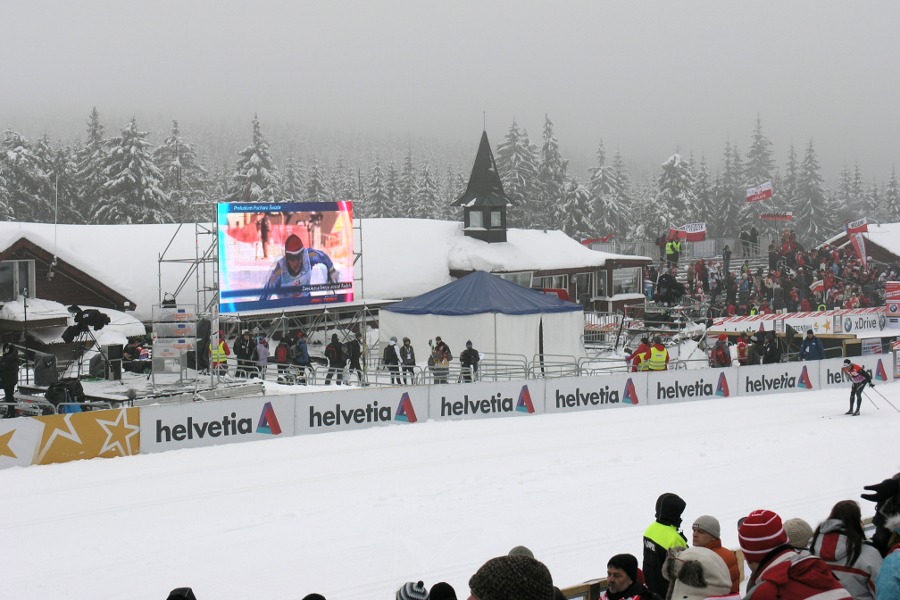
<box><xmin>217</xmin><ymin>201</ymin><xmax>355</xmax><ymax>313</ymax></box>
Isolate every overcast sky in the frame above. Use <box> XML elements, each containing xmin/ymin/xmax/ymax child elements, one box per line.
<box><xmin>3</xmin><ymin>1</ymin><xmax>899</xmax><ymax>180</ymax></box>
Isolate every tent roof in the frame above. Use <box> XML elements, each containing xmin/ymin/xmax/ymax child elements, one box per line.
<box><xmin>383</xmin><ymin>270</ymin><xmax>583</xmax><ymax>316</ymax></box>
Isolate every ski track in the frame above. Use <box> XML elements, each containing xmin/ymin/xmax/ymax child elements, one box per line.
<box><xmin>3</xmin><ymin>384</ymin><xmax>899</xmax><ymax>600</ymax></box>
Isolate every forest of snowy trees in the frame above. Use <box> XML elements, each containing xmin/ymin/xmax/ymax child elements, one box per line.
<box><xmin>2</xmin><ymin>109</ymin><xmax>899</xmax><ymax>246</ymax></box>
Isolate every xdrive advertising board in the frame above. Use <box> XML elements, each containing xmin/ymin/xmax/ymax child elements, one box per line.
<box><xmin>428</xmin><ymin>380</ymin><xmax>546</xmax><ymax>421</ymax></box>
<box><xmin>141</xmin><ymin>396</ymin><xmax>296</xmax><ymax>453</ymax></box>
<box><xmin>217</xmin><ymin>201</ymin><xmax>355</xmax><ymax>313</ymax></box>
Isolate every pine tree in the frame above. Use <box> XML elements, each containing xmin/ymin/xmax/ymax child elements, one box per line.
<box><xmin>496</xmin><ymin>120</ymin><xmax>540</xmax><ymax>228</ymax></box>
<box><xmin>538</xmin><ymin>115</ymin><xmax>568</xmax><ymax>230</ymax></box>
<box><xmin>417</xmin><ymin>160</ymin><xmax>440</xmax><ymax>219</ymax></box>
<box><xmin>305</xmin><ymin>158</ymin><xmax>331</xmax><ymax>202</ymax></box>
<box><xmin>851</xmin><ymin>163</ymin><xmax>866</xmax><ymax>215</ymax></box>
<box><xmin>655</xmin><ymin>153</ymin><xmax>695</xmax><ymax>233</ymax></box>
<box><xmin>794</xmin><ymin>140</ymin><xmax>829</xmax><ymax>243</ymax></box>
<box><xmin>884</xmin><ymin>168</ymin><xmax>900</xmax><ymax>222</ymax></box>
<box><xmin>442</xmin><ymin>163</ymin><xmax>462</xmax><ymax>221</ymax></box>
<box><xmin>609</xmin><ymin>150</ymin><xmax>633</xmax><ymax>239</ymax></box>
<box><xmin>560</xmin><ymin>179</ymin><xmax>594</xmax><ymax>241</ymax></box>
<box><xmin>715</xmin><ymin>140</ymin><xmax>743</xmax><ymax>235</ymax></box>
<box><xmin>153</xmin><ymin>120</ymin><xmax>209</xmax><ymax>222</ymax></box>
<box><xmin>75</xmin><ymin>107</ymin><xmax>108</xmax><ymax>223</ymax></box>
<box><xmin>781</xmin><ymin>143</ymin><xmax>801</xmax><ymax>217</ymax></box>
<box><xmin>93</xmin><ymin>117</ymin><xmax>170</xmax><ymax>224</ymax></box>
<box><xmin>225</xmin><ymin>115</ymin><xmax>280</xmax><ymax>203</ymax></box>
<box><xmin>588</xmin><ymin>140</ymin><xmax>617</xmax><ymax>237</ymax></box>
<box><xmin>385</xmin><ymin>161</ymin><xmax>400</xmax><ymax>218</ymax></box>
<box><xmin>281</xmin><ymin>153</ymin><xmax>306</xmax><ymax>202</ymax></box>
<box><xmin>330</xmin><ymin>154</ymin><xmax>356</xmax><ymax>201</ymax></box>
<box><xmin>692</xmin><ymin>156</ymin><xmax>716</xmax><ymax>235</ymax></box>
<box><xmin>740</xmin><ymin>116</ymin><xmax>775</xmax><ymax>226</ymax></box>
<box><xmin>1</xmin><ymin>130</ymin><xmax>53</xmax><ymax>221</ymax></box>
<box><xmin>50</xmin><ymin>144</ymin><xmax>81</xmax><ymax>224</ymax></box>
<box><xmin>366</xmin><ymin>155</ymin><xmax>389</xmax><ymax>218</ymax></box>
<box><xmin>398</xmin><ymin>148</ymin><xmax>417</xmax><ymax>218</ymax></box>
<box><xmin>31</xmin><ymin>134</ymin><xmax>59</xmax><ymax>221</ymax></box>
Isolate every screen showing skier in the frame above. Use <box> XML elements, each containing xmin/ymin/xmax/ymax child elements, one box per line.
<box><xmin>217</xmin><ymin>201</ymin><xmax>355</xmax><ymax>313</ymax></box>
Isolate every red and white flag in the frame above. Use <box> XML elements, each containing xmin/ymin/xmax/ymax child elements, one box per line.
<box><xmin>760</xmin><ymin>211</ymin><xmax>793</xmax><ymax>222</ymax></box>
<box><xmin>845</xmin><ymin>217</ymin><xmax>869</xmax><ymax>272</ymax></box>
<box><xmin>746</xmin><ymin>181</ymin><xmax>774</xmax><ymax>203</ymax></box>
<box><xmin>669</xmin><ymin>222</ymin><xmax>707</xmax><ymax>241</ymax></box>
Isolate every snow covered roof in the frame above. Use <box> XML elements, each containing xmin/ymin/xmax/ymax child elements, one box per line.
<box><xmin>0</xmin><ymin>296</ymin><xmax>146</xmax><ymax>345</ymax></box>
<box><xmin>0</xmin><ymin>218</ymin><xmax>649</xmax><ymax>322</ymax></box>
<box><xmin>824</xmin><ymin>221</ymin><xmax>900</xmax><ymax>259</ymax></box>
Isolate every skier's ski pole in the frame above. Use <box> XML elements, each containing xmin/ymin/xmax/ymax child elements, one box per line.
<box><xmin>862</xmin><ymin>389</ymin><xmax>880</xmax><ymax>410</ymax></box>
<box><xmin>870</xmin><ymin>386</ymin><xmax>899</xmax><ymax>412</ymax></box>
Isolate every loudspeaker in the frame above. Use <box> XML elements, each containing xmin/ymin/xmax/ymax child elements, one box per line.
<box><xmin>104</xmin><ymin>344</ymin><xmax>124</xmax><ymax>360</ymax></box>
<box><xmin>103</xmin><ymin>345</ymin><xmax>123</xmax><ymax>380</ymax></box>
<box><xmin>34</xmin><ymin>352</ymin><xmax>58</xmax><ymax>386</ymax></box>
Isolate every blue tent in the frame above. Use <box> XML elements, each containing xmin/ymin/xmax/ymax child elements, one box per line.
<box><xmin>380</xmin><ymin>271</ymin><xmax>585</xmax><ymax>359</ymax></box>
<box><xmin>383</xmin><ymin>271</ymin><xmax>582</xmax><ymax>316</ymax></box>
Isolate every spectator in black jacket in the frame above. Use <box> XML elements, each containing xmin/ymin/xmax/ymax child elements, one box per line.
<box><xmin>762</xmin><ymin>331</ymin><xmax>781</xmax><ymax>364</ymax></box>
<box><xmin>348</xmin><ymin>332</ymin><xmax>364</xmax><ymax>385</ymax></box>
<box><xmin>233</xmin><ymin>330</ymin><xmax>258</xmax><ymax>378</ymax></box>
<box><xmin>324</xmin><ymin>334</ymin><xmax>344</xmax><ymax>385</ymax></box>
<box><xmin>459</xmin><ymin>340</ymin><xmax>480</xmax><ymax>382</ymax></box>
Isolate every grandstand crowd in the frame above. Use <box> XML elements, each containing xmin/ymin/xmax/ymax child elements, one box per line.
<box><xmin>650</xmin><ymin>228</ymin><xmax>900</xmax><ymax>318</ymax></box>
<box><xmin>164</xmin><ymin>473</ymin><xmax>900</xmax><ymax>600</ymax></box>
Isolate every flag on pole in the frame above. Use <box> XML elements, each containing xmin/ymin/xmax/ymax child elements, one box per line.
<box><xmin>746</xmin><ymin>181</ymin><xmax>774</xmax><ymax>202</ymax></box>
<box><xmin>669</xmin><ymin>222</ymin><xmax>707</xmax><ymax>241</ymax></box>
<box><xmin>845</xmin><ymin>217</ymin><xmax>869</xmax><ymax>272</ymax></box>
<box><xmin>760</xmin><ymin>211</ymin><xmax>793</xmax><ymax>221</ymax></box>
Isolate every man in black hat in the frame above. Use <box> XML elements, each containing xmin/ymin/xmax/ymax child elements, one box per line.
<box><xmin>459</xmin><ymin>340</ymin><xmax>480</xmax><ymax>383</ymax></box>
<box><xmin>842</xmin><ymin>358</ymin><xmax>873</xmax><ymax>416</ymax></box>
<box><xmin>602</xmin><ymin>553</ymin><xmax>658</xmax><ymax>600</ymax></box>
<box><xmin>643</xmin><ymin>493</ymin><xmax>687</xmax><ymax>598</ymax></box>
<box><xmin>799</xmin><ymin>329</ymin><xmax>825</xmax><ymax>361</ymax></box>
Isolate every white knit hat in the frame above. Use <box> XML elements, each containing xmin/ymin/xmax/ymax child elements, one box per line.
<box><xmin>664</xmin><ymin>547</ymin><xmax>732</xmax><ymax>600</ymax></box>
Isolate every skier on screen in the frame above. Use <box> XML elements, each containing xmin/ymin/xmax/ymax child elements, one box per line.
<box><xmin>259</xmin><ymin>234</ymin><xmax>340</xmax><ymax>301</ymax></box>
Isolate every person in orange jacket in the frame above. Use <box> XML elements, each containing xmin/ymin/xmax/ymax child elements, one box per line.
<box><xmin>626</xmin><ymin>337</ymin><xmax>651</xmax><ymax>372</ymax></box>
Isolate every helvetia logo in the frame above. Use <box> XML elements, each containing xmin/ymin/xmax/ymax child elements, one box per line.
<box><xmin>876</xmin><ymin>359</ymin><xmax>888</xmax><ymax>381</ymax></box>
<box><xmin>256</xmin><ymin>401</ymin><xmax>282</xmax><ymax>435</ymax></box>
<box><xmin>516</xmin><ymin>385</ymin><xmax>536</xmax><ymax>413</ymax></box>
<box><xmin>395</xmin><ymin>392</ymin><xmax>418</xmax><ymax>423</ymax></box>
<box><xmin>798</xmin><ymin>366</ymin><xmax>813</xmax><ymax>389</ymax></box>
<box><xmin>622</xmin><ymin>378</ymin><xmax>639</xmax><ymax>405</ymax></box>
<box><xmin>716</xmin><ymin>372</ymin><xmax>730</xmax><ymax>397</ymax></box>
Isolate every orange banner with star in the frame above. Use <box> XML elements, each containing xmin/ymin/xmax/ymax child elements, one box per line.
<box><xmin>0</xmin><ymin>407</ymin><xmax>141</xmax><ymax>468</ymax></box>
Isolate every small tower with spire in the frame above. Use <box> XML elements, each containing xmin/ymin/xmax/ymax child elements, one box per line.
<box><xmin>452</xmin><ymin>131</ymin><xmax>518</xmax><ymax>243</ymax></box>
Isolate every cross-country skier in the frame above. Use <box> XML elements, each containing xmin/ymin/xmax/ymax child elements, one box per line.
<box><xmin>842</xmin><ymin>359</ymin><xmax>873</xmax><ymax>416</ymax></box>
<box><xmin>259</xmin><ymin>234</ymin><xmax>340</xmax><ymax>301</ymax></box>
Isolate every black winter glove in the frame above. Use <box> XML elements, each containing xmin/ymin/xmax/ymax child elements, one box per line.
<box><xmin>869</xmin><ymin>383</ymin><xmax>875</xmax><ymax>388</ymax></box>
<box><xmin>862</xmin><ymin>478</ymin><xmax>900</xmax><ymax>504</ymax></box>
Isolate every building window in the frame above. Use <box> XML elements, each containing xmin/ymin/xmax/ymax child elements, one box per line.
<box><xmin>0</xmin><ymin>259</ymin><xmax>36</xmax><ymax>302</ymax></box>
<box><xmin>497</xmin><ymin>272</ymin><xmax>532</xmax><ymax>288</ymax></box>
<box><xmin>469</xmin><ymin>211</ymin><xmax>483</xmax><ymax>228</ymax></box>
<box><xmin>490</xmin><ymin>211</ymin><xmax>502</xmax><ymax>227</ymax></box>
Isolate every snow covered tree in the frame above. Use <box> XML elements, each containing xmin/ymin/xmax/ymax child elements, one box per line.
<box><xmin>713</xmin><ymin>140</ymin><xmax>743</xmax><ymax>236</ymax></box>
<box><xmin>1</xmin><ymin>130</ymin><xmax>53</xmax><ymax>221</ymax></box>
<box><xmin>93</xmin><ymin>117</ymin><xmax>170</xmax><ymax>224</ymax></box>
<box><xmin>225</xmin><ymin>115</ymin><xmax>280</xmax><ymax>203</ymax></box>
<box><xmin>385</xmin><ymin>160</ymin><xmax>400</xmax><ymax>218</ymax></box>
<box><xmin>153</xmin><ymin>120</ymin><xmax>209</xmax><ymax>222</ymax></box>
<box><xmin>538</xmin><ymin>115</ymin><xmax>568</xmax><ymax>230</ymax></box>
<box><xmin>691</xmin><ymin>155</ymin><xmax>716</xmax><ymax>235</ymax></box>
<box><xmin>366</xmin><ymin>155</ymin><xmax>389</xmax><ymax>218</ymax></box>
<box><xmin>655</xmin><ymin>153</ymin><xmax>695</xmax><ymax>232</ymax></box>
<box><xmin>794</xmin><ymin>140</ymin><xmax>829</xmax><ymax>243</ymax></box>
<box><xmin>495</xmin><ymin>120</ymin><xmax>540</xmax><ymax>228</ymax></box>
<box><xmin>781</xmin><ymin>143</ymin><xmax>801</xmax><ymax>217</ymax></box>
<box><xmin>417</xmin><ymin>160</ymin><xmax>440</xmax><ymax>219</ymax></box>
<box><xmin>75</xmin><ymin>107</ymin><xmax>108</xmax><ymax>224</ymax></box>
<box><xmin>739</xmin><ymin>116</ymin><xmax>775</xmax><ymax>226</ymax></box>
<box><xmin>609</xmin><ymin>150</ymin><xmax>633</xmax><ymax>239</ymax></box>
<box><xmin>281</xmin><ymin>153</ymin><xmax>306</xmax><ymax>202</ymax></box>
<box><xmin>441</xmin><ymin>163</ymin><xmax>463</xmax><ymax>221</ymax></box>
<box><xmin>50</xmin><ymin>144</ymin><xmax>81</xmax><ymax>224</ymax></box>
<box><xmin>560</xmin><ymin>179</ymin><xmax>594</xmax><ymax>241</ymax></box>
<box><xmin>330</xmin><ymin>154</ymin><xmax>357</xmax><ymax>201</ymax></box>
<box><xmin>588</xmin><ymin>140</ymin><xmax>617</xmax><ymax>237</ymax></box>
<box><xmin>305</xmin><ymin>158</ymin><xmax>331</xmax><ymax>202</ymax></box>
<box><xmin>398</xmin><ymin>148</ymin><xmax>417</xmax><ymax>218</ymax></box>
<box><xmin>884</xmin><ymin>168</ymin><xmax>900</xmax><ymax>222</ymax></box>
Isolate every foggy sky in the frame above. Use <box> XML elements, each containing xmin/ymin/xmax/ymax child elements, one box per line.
<box><xmin>3</xmin><ymin>0</ymin><xmax>899</xmax><ymax>181</ymax></box>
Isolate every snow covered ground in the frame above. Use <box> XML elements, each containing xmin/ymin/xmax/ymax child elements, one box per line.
<box><xmin>3</xmin><ymin>382</ymin><xmax>898</xmax><ymax>600</ymax></box>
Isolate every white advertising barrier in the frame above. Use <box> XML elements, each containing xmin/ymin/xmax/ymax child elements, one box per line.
<box><xmin>818</xmin><ymin>355</ymin><xmax>893</xmax><ymax>390</ymax></box>
<box><xmin>735</xmin><ymin>362</ymin><xmax>820</xmax><ymax>397</ymax></box>
<box><xmin>647</xmin><ymin>367</ymin><xmax>739</xmax><ymax>406</ymax></box>
<box><xmin>545</xmin><ymin>372</ymin><xmax>645</xmax><ymax>414</ymax></box>
<box><xmin>296</xmin><ymin>386</ymin><xmax>428</xmax><ymax>434</ymax></box>
<box><xmin>428</xmin><ymin>379</ymin><xmax>546</xmax><ymax>421</ymax></box>
<box><xmin>141</xmin><ymin>395</ymin><xmax>296</xmax><ymax>453</ymax></box>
